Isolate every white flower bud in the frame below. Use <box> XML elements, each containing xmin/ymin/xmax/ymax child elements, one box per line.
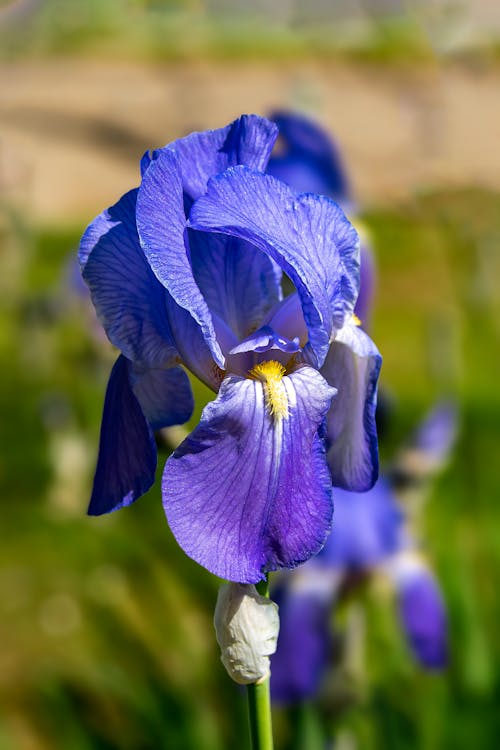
<box><xmin>214</xmin><ymin>582</ymin><xmax>280</xmax><ymax>685</ymax></box>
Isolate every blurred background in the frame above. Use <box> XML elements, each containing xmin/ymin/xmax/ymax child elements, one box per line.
<box><xmin>1</xmin><ymin>1</ymin><xmax>499</xmax><ymax>748</ymax></box>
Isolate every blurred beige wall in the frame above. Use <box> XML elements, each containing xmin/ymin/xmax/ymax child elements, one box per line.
<box><xmin>1</xmin><ymin>58</ymin><xmax>499</xmax><ymax>222</ymax></box>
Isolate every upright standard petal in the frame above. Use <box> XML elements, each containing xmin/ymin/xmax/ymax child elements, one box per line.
<box><xmin>80</xmin><ymin>189</ymin><xmax>177</xmax><ymax>367</ymax></box>
<box><xmin>88</xmin><ymin>355</ymin><xmax>157</xmax><ymax>516</ymax></box>
<box><xmin>189</xmin><ymin>166</ymin><xmax>360</xmax><ymax>367</ymax></box>
<box><xmin>167</xmin><ymin>114</ymin><xmax>278</xmax><ymax>204</ymax></box>
<box><xmin>163</xmin><ymin>365</ymin><xmax>336</xmax><ymax>583</ymax></box>
<box><xmin>136</xmin><ymin>149</ymin><xmax>225</xmax><ymax>367</ymax></box>
<box><xmin>321</xmin><ymin>321</ymin><xmax>381</xmax><ymax>492</ymax></box>
<box><xmin>187</xmin><ymin>229</ymin><xmax>282</xmax><ymax>340</ymax></box>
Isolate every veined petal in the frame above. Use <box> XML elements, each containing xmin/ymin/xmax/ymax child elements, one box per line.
<box><xmin>129</xmin><ymin>363</ymin><xmax>194</xmax><ymax>431</ymax></box>
<box><xmin>136</xmin><ymin>149</ymin><xmax>224</xmax><ymax>367</ymax></box>
<box><xmin>317</xmin><ymin>479</ymin><xmax>402</xmax><ymax>570</ymax></box>
<box><xmin>165</xmin><ymin>300</ymin><xmax>235</xmax><ymax>391</ymax></box>
<box><xmin>189</xmin><ymin>166</ymin><xmax>360</xmax><ymax>367</ymax></box>
<box><xmin>88</xmin><ymin>355</ymin><xmax>157</xmax><ymax>516</ymax></box>
<box><xmin>321</xmin><ymin>321</ymin><xmax>381</xmax><ymax>492</ymax></box>
<box><xmin>80</xmin><ymin>189</ymin><xmax>177</xmax><ymax>367</ymax></box>
<box><xmin>89</xmin><ymin>356</ymin><xmax>194</xmax><ymax>515</ymax></box>
<box><xmin>188</xmin><ymin>229</ymin><xmax>282</xmax><ymax>340</ymax></box>
<box><xmin>163</xmin><ymin>365</ymin><xmax>336</xmax><ymax>583</ymax></box>
<box><xmin>167</xmin><ymin>114</ymin><xmax>278</xmax><ymax>203</ymax></box>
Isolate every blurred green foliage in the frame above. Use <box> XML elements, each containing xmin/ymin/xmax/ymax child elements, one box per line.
<box><xmin>0</xmin><ymin>0</ymin><xmax>486</xmax><ymax>64</ymax></box>
<box><xmin>1</xmin><ymin>184</ymin><xmax>499</xmax><ymax>748</ymax></box>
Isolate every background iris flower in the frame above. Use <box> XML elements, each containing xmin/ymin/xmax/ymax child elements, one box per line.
<box><xmin>265</xmin><ymin>110</ymin><xmax>454</xmax><ymax>706</ymax></box>
<box><xmin>79</xmin><ymin>114</ymin><xmax>381</xmax><ymax>584</ymax></box>
<box><xmin>271</xmin><ymin>402</ymin><xmax>456</xmax><ymax>705</ymax></box>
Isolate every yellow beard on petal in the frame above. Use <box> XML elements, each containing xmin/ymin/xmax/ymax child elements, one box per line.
<box><xmin>248</xmin><ymin>360</ymin><xmax>289</xmax><ymax>421</ymax></box>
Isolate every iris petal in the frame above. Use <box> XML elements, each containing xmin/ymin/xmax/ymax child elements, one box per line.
<box><xmin>80</xmin><ymin>189</ymin><xmax>177</xmax><ymax>367</ymax></box>
<box><xmin>321</xmin><ymin>321</ymin><xmax>381</xmax><ymax>492</ymax></box>
<box><xmin>229</xmin><ymin>326</ymin><xmax>300</xmax><ymax>356</ymax></box>
<box><xmin>136</xmin><ymin>149</ymin><xmax>225</xmax><ymax>367</ymax></box>
<box><xmin>88</xmin><ymin>355</ymin><xmax>157</xmax><ymax>516</ymax></box>
<box><xmin>355</xmin><ymin>243</ymin><xmax>376</xmax><ymax>330</ymax></box>
<box><xmin>165</xmin><ymin>301</ymin><xmax>235</xmax><ymax>391</ymax></box>
<box><xmin>89</xmin><ymin>356</ymin><xmax>195</xmax><ymax>516</ymax></box>
<box><xmin>129</xmin><ymin>363</ymin><xmax>194</xmax><ymax>431</ymax></box>
<box><xmin>263</xmin><ymin>292</ymin><xmax>308</xmax><ymax>346</ymax></box>
<box><xmin>189</xmin><ymin>166</ymin><xmax>359</xmax><ymax>367</ymax></box>
<box><xmin>188</xmin><ymin>229</ymin><xmax>282</xmax><ymax>339</ymax></box>
<box><xmin>167</xmin><ymin>114</ymin><xmax>278</xmax><ymax>204</ymax></box>
<box><xmin>163</xmin><ymin>366</ymin><xmax>336</xmax><ymax>583</ymax></box>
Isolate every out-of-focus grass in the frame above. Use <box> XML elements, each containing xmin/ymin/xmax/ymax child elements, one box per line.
<box><xmin>0</xmin><ymin>0</ymin><xmax>496</xmax><ymax>64</ymax></box>
<box><xmin>0</xmin><ymin>186</ymin><xmax>499</xmax><ymax>748</ymax></box>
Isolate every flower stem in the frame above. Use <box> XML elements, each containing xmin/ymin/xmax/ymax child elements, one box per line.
<box><xmin>247</xmin><ymin>576</ymin><xmax>274</xmax><ymax>750</ymax></box>
<box><xmin>247</xmin><ymin>674</ymin><xmax>273</xmax><ymax>750</ymax></box>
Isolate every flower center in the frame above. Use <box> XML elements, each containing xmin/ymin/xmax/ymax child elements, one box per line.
<box><xmin>248</xmin><ymin>360</ymin><xmax>289</xmax><ymax>421</ymax></box>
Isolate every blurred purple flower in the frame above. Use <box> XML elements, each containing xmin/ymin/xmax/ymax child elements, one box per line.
<box><xmin>271</xmin><ymin>564</ymin><xmax>339</xmax><ymax>704</ymax></box>
<box><xmin>265</xmin><ymin>110</ymin><xmax>453</xmax><ymax>703</ymax></box>
<box><xmin>268</xmin><ymin>110</ymin><xmax>352</xmax><ymax>205</ymax></box>
<box><xmin>79</xmin><ymin>114</ymin><xmax>381</xmax><ymax>583</ymax></box>
<box><xmin>271</xmin><ymin>399</ymin><xmax>456</xmax><ymax>703</ymax></box>
<box><xmin>389</xmin><ymin>552</ymin><xmax>448</xmax><ymax>669</ymax></box>
<box><xmin>271</xmin><ymin>478</ymin><xmax>403</xmax><ymax>704</ymax></box>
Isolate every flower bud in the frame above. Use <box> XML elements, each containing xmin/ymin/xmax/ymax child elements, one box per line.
<box><xmin>214</xmin><ymin>583</ymin><xmax>279</xmax><ymax>685</ymax></box>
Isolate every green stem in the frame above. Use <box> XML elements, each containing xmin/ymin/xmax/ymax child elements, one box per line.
<box><xmin>247</xmin><ymin>677</ymin><xmax>273</xmax><ymax>750</ymax></box>
<box><xmin>247</xmin><ymin>575</ymin><xmax>274</xmax><ymax>750</ymax></box>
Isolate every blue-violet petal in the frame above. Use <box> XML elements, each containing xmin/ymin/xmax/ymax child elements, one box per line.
<box><xmin>189</xmin><ymin>166</ymin><xmax>360</xmax><ymax>367</ymax></box>
<box><xmin>321</xmin><ymin>322</ymin><xmax>381</xmax><ymax>491</ymax></box>
<box><xmin>163</xmin><ymin>365</ymin><xmax>336</xmax><ymax>582</ymax></box>
<box><xmin>80</xmin><ymin>189</ymin><xmax>177</xmax><ymax>367</ymax></box>
<box><xmin>136</xmin><ymin>149</ymin><xmax>225</xmax><ymax>366</ymax></box>
<box><xmin>168</xmin><ymin>114</ymin><xmax>278</xmax><ymax>203</ymax></box>
<box><xmin>129</xmin><ymin>363</ymin><xmax>194</xmax><ymax>431</ymax></box>
<box><xmin>88</xmin><ymin>355</ymin><xmax>157</xmax><ymax>516</ymax></box>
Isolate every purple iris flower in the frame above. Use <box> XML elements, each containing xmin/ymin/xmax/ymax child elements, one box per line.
<box><xmin>268</xmin><ymin>110</ymin><xmax>375</xmax><ymax>331</ymax></box>
<box><xmin>317</xmin><ymin>478</ymin><xmax>403</xmax><ymax>571</ymax></box>
<box><xmin>271</xmin><ymin>564</ymin><xmax>339</xmax><ymax>704</ymax></box>
<box><xmin>79</xmin><ymin>114</ymin><xmax>381</xmax><ymax>584</ymax></box>
<box><xmin>271</xmin><ymin>479</ymin><xmax>403</xmax><ymax>704</ymax></box>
